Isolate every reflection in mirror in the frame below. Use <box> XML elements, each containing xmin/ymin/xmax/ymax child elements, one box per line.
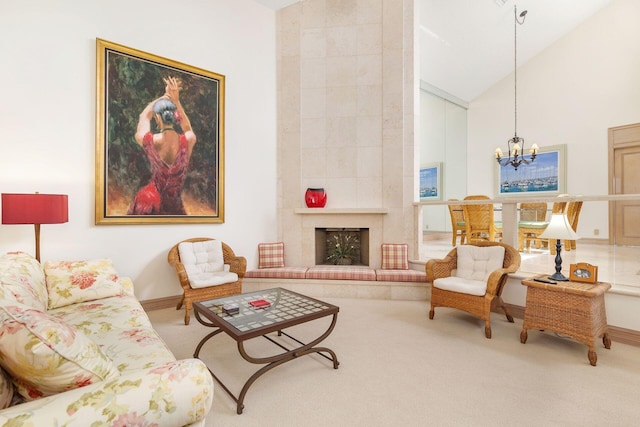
<box><xmin>420</xmin><ymin>199</ymin><xmax>640</xmax><ymax>292</ymax></box>
<box><xmin>420</xmin><ymin>85</ymin><xmax>467</xmax><ymax>234</ymax></box>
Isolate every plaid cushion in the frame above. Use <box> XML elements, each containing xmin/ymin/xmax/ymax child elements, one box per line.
<box><xmin>258</xmin><ymin>242</ymin><xmax>285</xmax><ymax>269</ymax></box>
<box><xmin>375</xmin><ymin>269</ymin><xmax>427</xmax><ymax>282</ymax></box>
<box><xmin>245</xmin><ymin>267</ymin><xmax>308</xmax><ymax>279</ymax></box>
<box><xmin>305</xmin><ymin>266</ymin><xmax>376</xmax><ymax>281</ymax></box>
<box><xmin>381</xmin><ymin>243</ymin><xmax>409</xmax><ymax>270</ymax></box>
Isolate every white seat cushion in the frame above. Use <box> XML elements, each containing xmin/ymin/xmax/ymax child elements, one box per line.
<box><xmin>178</xmin><ymin>240</ymin><xmax>238</xmax><ymax>288</ymax></box>
<box><xmin>433</xmin><ymin>276</ymin><xmax>487</xmax><ymax>296</ymax></box>
<box><xmin>456</xmin><ymin>245</ymin><xmax>505</xmax><ymax>281</ymax></box>
<box><xmin>187</xmin><ymin>270</ymin><xmax>239</xmax><ymax>289</ymax></box>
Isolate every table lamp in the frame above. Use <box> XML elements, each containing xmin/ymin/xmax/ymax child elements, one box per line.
<box><xmin>539</xmin><ymin>212</ymin><xmax>580</xmax><ymax>281</ymax></box>
<box><xmin>2</xmin><ymin>193</ymin><xmax>69</xmax><ymax>262</ymax></box>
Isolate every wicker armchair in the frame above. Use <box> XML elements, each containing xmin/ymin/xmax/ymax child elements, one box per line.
<box><xmin>448</xmin><ymin>199</ymin><xmax>466</xmax><ymax>246</ymax></box>
<box><xmin>462</xmin><ymin>195</ymin><xmax>502</xmax><ymax>242</ymax></box>
<box><xmin>425</xmin><ymin>241</ymin><xmax>521</xmax><ymax>338</ymax></box>
<box><xmin>548</xmin><ymin>200</ymin><xmax>583</xmax><ymax>254</ymax></box>
<box><xmin>518</xmin><ymin>202</ymin><xmax>549</xmax><ymax>251</ymax></box>
<box><xmin>167</xmin><ymin>237</ymin><xmax>246</xmax><ymax>325</ymax></box>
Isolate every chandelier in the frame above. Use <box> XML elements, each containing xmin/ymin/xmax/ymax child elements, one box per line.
<box><xmin>495</xmin><ymin>5</ymin><xmax>538</xmax><ymax>171</ymax></box>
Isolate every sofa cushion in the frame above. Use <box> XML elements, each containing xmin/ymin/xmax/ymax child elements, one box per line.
<box><xmin>0</xmin><ymin>367</ymin><xmax>14</xmax><ymax>409</ymax></box>
<box><xmin>433</xmin><ymin>276</ymin><xmax>487</xmax><ymax>296</ymax></box>
<box><xmin>0</xmin><ymin>252</ymin><xmax>48</xmax><ymax>311</ymax></box>
<box><xmin>52</xmin><ymin>295</ymin><xmax>176</xmax><ymax>373</ymax></box>
<box><xmin>381</xmin><ymin>243</ymin><xmax>409</xmax><ymax>270</ymax></box>
<box><xmin>179</xmin><ymin>240</ymin><xmax>224</xmax><ymax>274</ymax></box>
<box><xmin>44</xmin><ymin>259</ymin><xmax>124</xmax><ymax>309</ymax></box>
<box><xmin>0</xmin><ymin>302</ymin><xmax>119</xmax><ymax>400</ymax></box>
<box><xmin>258</xmin><ymin>242</ymin><xmax>285</xmax><ymax>268</ymax></box>
<box><xmin>456</xmin><ymin>245</ymin><xmax>505</xmax><ymax>281</ymax></box>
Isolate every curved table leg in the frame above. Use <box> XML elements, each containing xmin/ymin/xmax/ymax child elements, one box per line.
<box><xmin>520</xmin><ymin>329</ymin><xmax>528</xmax><ymax>344</ymax></box>
<box><xmin>232</xmin><ymin>313</ymin><xmax>340</xmax><ymax>414</ymax></box>
<box><xmin>195</xmin><ymin>310</ymin><xmax>339</xmax><ymax>415</ymax></box>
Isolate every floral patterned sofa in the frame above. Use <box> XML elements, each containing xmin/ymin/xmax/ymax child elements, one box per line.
<box><xmin>0</xmin><ymin>252</ymin><xmax>213</xmax><ymax>426</ymax></box>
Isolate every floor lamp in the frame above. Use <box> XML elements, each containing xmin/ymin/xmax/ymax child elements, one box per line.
<box><xmin>538</xmin><ymin>212</ymin><xmax>580</xmax><ymax>281</ymax></box>
<box><xmin>2</xmin><ymin>193</ymin><xmax>69</xmax><ymax>262</ymax></box>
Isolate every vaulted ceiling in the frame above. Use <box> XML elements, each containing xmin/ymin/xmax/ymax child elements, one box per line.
<box><xmin>254</xmin><ymin>0</ymin><xmax>612</xmax><ymax>102</ymax></box>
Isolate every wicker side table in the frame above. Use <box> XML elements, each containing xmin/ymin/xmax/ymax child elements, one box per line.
<box><xmin>520</xmin><ymin>276</ymin><xmax>611</xmax><ymax>366</ymax></box>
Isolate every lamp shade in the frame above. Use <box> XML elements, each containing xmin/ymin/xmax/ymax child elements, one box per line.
<box><xmin>539</xmin><ymin>213</ymin><xmax>579</xmax><ymax>241</ymax></box>
<box><xmin>2</xmin><ymin>193</ymin><xmax>69</xmax><ymax>225</ymax></box>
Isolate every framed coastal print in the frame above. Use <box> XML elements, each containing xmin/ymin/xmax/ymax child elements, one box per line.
<box><xmin>420</xmin><ymin>162</ymin><xmax>442</xmax><ymax>200</ymax></box>
<box><xmin>494</xmin><ymin>144</ymin><xmax>566</xmax><ymax>197</ymax></box>
<box><xmin>95</xmin><ymin>39</ymin><xmax>225</xmax><ymax>224</ymax></box>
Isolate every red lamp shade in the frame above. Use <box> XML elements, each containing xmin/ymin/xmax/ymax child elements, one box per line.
<box><xmin>2</xmin><ymin>193</ymin><xmax>69</xmax><ymax>262</ymax></box>
<box><xmin>2</xmin><ymin>193</ymin><xmax>68</xmax><ymax>225</ymax></box>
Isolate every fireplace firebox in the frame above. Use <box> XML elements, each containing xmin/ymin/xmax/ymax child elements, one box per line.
<box><xmin>315</xmin><ymin>228</ymin><xmax>370</xmax><ymax>266</ymax></box>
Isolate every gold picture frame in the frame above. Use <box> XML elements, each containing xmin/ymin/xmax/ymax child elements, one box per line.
<box><xmin>95</xmin><ymin>39</ymin><xmax>225</xmax><ymax>224</ymax></box>
<box><xmin>569</xmin><ymin>263</ymin><xmax>598</xmax><ymax>283</ymax></box>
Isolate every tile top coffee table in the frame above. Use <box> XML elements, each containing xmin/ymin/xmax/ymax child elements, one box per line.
<box><xmin>193</xmin><ymin>288</ymin><xmax>340</xmax><ymax>414</ymax></box>
<box><xmin>520</xmin><ymin>276</ymin><xmax>611</xmax><ymax>366</ymax></box>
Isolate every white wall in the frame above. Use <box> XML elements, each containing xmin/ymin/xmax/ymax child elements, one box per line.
<box><xmin>467</xmin><ymin>0</ymin><xmax>640</xmax><ymax>239</ymax></box>
<box><xmin>0</xmin><ymin>0</ymin><xmax>278</xmax><ymax>301</ymax></box>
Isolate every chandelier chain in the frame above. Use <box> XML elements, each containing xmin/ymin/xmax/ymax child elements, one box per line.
<box><xmin>514</xmin><ymin>5</ymin><xmax>518</xmax><ymax>136</ymax></box>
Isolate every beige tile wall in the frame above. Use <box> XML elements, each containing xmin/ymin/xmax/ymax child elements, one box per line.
<box><xmin>276</xmin><ymin>0</ymin><xmax>418</xmax><ymax>268</ymax></box>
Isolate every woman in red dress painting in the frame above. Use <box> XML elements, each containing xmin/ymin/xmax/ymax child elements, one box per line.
<box><xmin>128</xmin><ymin>77</ymin><xmax>197</xmax><ymax>215</ymax></box>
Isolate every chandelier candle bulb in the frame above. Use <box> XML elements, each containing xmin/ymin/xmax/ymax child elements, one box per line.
<box><xmin>495</xmin><ymin>147</ymin><xmax>503</xmax><ymax>158</ymax></box>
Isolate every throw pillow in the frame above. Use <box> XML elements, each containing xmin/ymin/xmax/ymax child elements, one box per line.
<box><xmin>44</xmin><ymin>259</ymin><xmax>124</xmax><ymax>310</ymax></box>
<box><xmin>456</xmin><ymin>245</ymin><xmax>505</xmax><ymax>281</ymax></box>
<box><xmin>381</xmin><ymin>243</ymin><xmax>409</xmax><ymax>270</ymax></box>
<box><xmin>178</xmin><ymin>240</ymin><xmax>225</xmax><ymax>274</ymax></box>
<box><xmin>0</xmin><ymin>251</ymin><xmax>48</xmax><ymax>311</ymax></box>
<box><xmin>258</xmin><ymin>242</ymin><xmax>285</xmax><ymax>269</ymax></box>
<box><xmin>0</xmin><ymin>302</ymin><xmax>119</xmax><ymax>400</ymax></box>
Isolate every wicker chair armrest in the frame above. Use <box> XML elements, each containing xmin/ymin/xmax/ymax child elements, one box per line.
<box><xmin>485</xmin><ymin>260</ymin><xmax>519</xmax><ymax>295</ymax></box>
<box><xmin>226</xmin><ymin>255</ymin><xmax>247</xmax><ymax>278</ymax></box>
<box><xmin>172</xmin><ymin>261</ymin><xmax>191</xmax><ymax>290</ymax></box>
<box><xmin>425</xmin><ymin>251</ymin><xmax>458</xmax><ymax>282</ymax></box>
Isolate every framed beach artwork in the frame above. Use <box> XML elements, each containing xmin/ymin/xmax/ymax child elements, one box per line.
<box><xmin>494</xmin><ymin>144</ymin><xmax>566</xmax><ymax>197</ymax></box>
<box><xmin>420</xmin><ymin>162</ymin><xmax>442</xmax><ymax>200</ymax></box>
<box><xmin>95</xmin><ymin>39</ymin><xmax>225</xmax><ymax>224</ymax></box>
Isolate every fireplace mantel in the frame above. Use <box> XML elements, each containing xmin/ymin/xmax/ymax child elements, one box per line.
<box><xmin>294</xmin><ymin>208</ymin><xmax>388</xmax><ymax>215</ymax></box>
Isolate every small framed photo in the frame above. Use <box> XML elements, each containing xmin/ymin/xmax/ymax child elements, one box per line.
<box><xmin>569</xmin><ymin>263</ymin><xmax>598</xmax><ymax>283</ymax></box>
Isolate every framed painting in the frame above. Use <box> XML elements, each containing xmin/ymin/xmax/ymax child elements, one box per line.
<box><xmin>95</xmin><ymin>39</ymin><xmax>225</xmax><ymax>224</ymax></box>
<box><xmin>420</xmin><ymin>162</ymin><xmax>442</xmax><ymax>200</ymax></box>
<box><xmin>495</xmin><ymin>144</ymin><xmax>566</xmax><ymax>197</ymax></box>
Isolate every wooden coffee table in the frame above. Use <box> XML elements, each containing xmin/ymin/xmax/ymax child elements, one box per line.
<box><xmin>193</xmin><ymin>288</ymin><xmax>339</xmax><ymax>414</ymax></box>
<box><xmin>520</xmin><ymin>276</ymin><xmax>611</xmax><ymax>366</ymax></box>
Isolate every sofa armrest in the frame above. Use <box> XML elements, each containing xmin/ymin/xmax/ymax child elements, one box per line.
<box><xmin>119</xmin><ymin>276</ymin><xmax>135</xmax><ymax>296</ymax></box>
<box><xmin>0</xmin><ymin>359</ymin><xmax>213</xmax><ymax>426</ymax></box>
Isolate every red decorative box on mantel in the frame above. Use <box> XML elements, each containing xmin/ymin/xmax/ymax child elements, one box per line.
<box><xmin>305</xmin><ymin>188</ymin><xmax>327</xmax><ymax>208</ymax></box>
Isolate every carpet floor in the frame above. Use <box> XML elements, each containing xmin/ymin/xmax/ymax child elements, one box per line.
<box><xmin>148</xmin><ymin>297</ymin><xmax>640</xmax><ymax>427</ymax></box>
